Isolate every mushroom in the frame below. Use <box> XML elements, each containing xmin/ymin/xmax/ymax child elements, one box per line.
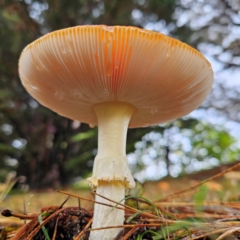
<box><xmin>18</xmin><ymin>25</ymin><xmax>213</xmax><ymax>239</ymax></box>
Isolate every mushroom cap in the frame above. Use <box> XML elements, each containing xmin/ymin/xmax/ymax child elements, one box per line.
<box><xmin>19</xmin><ymin>25</ymin><xmax>213</xmax><ymax>128</ymax></box>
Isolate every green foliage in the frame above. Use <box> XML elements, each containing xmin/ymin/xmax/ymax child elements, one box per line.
<box><xmin>194</xmin><ymin>185</ymin><xmax>208</xmax><ymax>212</ymax></box>
<box><xmin>38</xmin><ymin>212</ymin><xmax>51</xmax><ymax>240</ymax></box>
<box><xmin>0</xmin><ymin>143</ymin><xmax>16</xmax><ymax>154</ymax></box>
<box><xmin>130</xmin><ymin>119</ymin><xmax>240</xmax><ymax>181</ymax></box>
<box><xmin>124</xmin><ymin>195</ymin><xmax>161</xmax><ymax>219</ymax></box>
<box><xmin>71</xmin><ymin>129</ymin><xmax>96</xmax><ymax>142</ymax></box>
<box><xmin>126</xmin><ymin>211</ymin><xmax>143</xmax><ymax>223</ymax></box>
<box><xmin>136</xmin><ymin>221</ymin><xmax>193</xmax><ymax>240</ymax></box>
<box><xmin>0</xmin><ymin>172</ymin><xmax>17</xmax><ymax>203</ymax></box>
<box><xmin>138</xmin><ymin>230</ymin><xmax>162</xmax><ymax>240</ymax></box>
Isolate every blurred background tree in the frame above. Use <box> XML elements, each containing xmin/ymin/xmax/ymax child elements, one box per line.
<box><xmin>0</xmin><ymin>0</ymin><xmax>239</xmax><ymax>189</ymax></box>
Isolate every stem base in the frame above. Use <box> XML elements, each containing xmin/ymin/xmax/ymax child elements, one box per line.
<box><xmin>89</xmin><ymin>181</ymin><xmax>125</xmax><ymax>240</ymax></box>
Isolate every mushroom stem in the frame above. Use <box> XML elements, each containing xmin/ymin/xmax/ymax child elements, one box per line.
<box><xmin>90</xmin><ymin>182</ymin><xmax>125</xmax><ymax>240</ymax></box>
<box><xmin>88</xmin><ymin>101</ymin><xmax>136</xmax><ymax>239</ymax></box>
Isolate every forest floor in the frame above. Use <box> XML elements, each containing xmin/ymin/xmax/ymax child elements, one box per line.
<box><xmin>1</xmin><ymin>162</ymin><xmax>240</xmax><ymax>239</ymax></box>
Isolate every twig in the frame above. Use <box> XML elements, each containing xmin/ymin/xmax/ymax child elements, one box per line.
<box><xmin>121</xmin><ymin>227</ymin><xmax>139</xmax><ymax>240</ymax></box>
<box><xmin>26</xmin><ymin>207</ymin><xmax>74</xmax><ymax>239</ymax></box>
<box><xmin>90</xmin><ymin>223</ymin><xmax>172</xmax><ymax>231</ymax></box>
<box><xmin>52</xmin><ymin>216</ymin><xmax>59</xmax><ymax>240</ymax></box>
<box><xmin>155</xmin><ymin>162</ymin><xmax>240</xmax><ymax>202</ymax></box>
<box><xmin>191</xmin><ymin>228</ymin><xmax>232</xmax><ymax>239</ymax></box>
<box><xmin>58</xmin><ymin>190</ymin><xmax>160</xmax><ymax>220</ymax></box>
<box><xmin>1</xmin><ymin>209</ymin><xmax>37</xmax><ymax>220</ymax></box>
<box><xmin>57</xmin><ymin>190</ymin><xmax>125</xmax><ymax>211</ymax></box>
<box><xmin>216</xmin><ymin>227</ymin><xmax>240</xmax><ymax>240</ymax></box>
<box><xmin>94</xmin><ymin>192</ymin><xmax>159</xmax><ymax>219</ymax></box>
<box><xmin>74</xmin><ymin>218</ymin><xmax>93</xmax><ymax>240</ymax></box>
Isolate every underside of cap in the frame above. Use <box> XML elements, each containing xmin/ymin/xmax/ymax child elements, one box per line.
<box><xmin>19</xmin><ymin>25</ymin><xmax>213</xmax><ymax>128</ymax></box>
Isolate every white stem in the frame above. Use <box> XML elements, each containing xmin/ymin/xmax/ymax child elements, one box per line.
<box><xmin>88</xmin><ymin>102</ymin><xmax>136</xmax><ymax>239</ymax></box>
<box><xmin>90</xmin><ymin>182</ymin><xmax>125</xmax><ymax>240</ymax></box>
<box><xmin>88</xmin><ymin>102</ymin><xmax>136</xmax><ymax>187</ymax></box>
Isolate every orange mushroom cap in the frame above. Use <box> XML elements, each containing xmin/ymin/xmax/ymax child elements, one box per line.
<box><xmin>19</xmin><ymin>25</ymin><xmax>213</xmax><ymax>128</ymax></box>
